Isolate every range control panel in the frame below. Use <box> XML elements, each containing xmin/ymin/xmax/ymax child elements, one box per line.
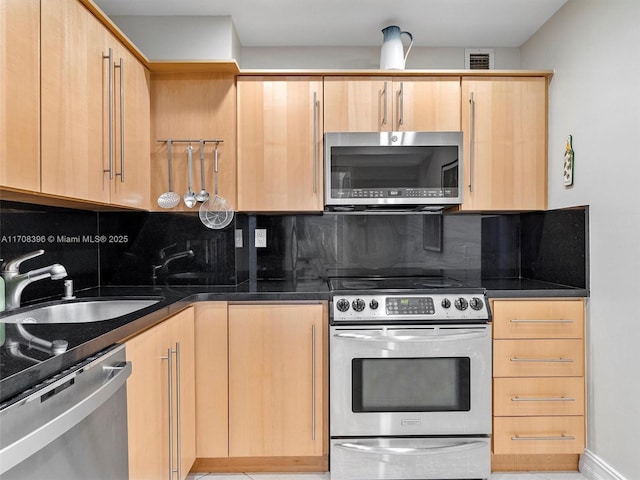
<box><xmin>331</xmin><ymin>294</ymin><xmax>490</xmax><ymax>324</ymax></box>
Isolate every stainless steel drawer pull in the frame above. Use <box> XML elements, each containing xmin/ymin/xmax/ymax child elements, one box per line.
<box><xmin>311</xmin><ymin>323</ymin><xmax>316</xmax><ymax>441</ymax></box>
<box><xmin>510</xmin><ymin>357</ymin><xmax>574</xmax><ymax>363</ymax></box>
<box><xmin>511</xmin><ymin>396</ymin><xmax>576</xmax><ymax>402</ymax></box>
<box><xmin>510</xmin><ymin>319</ymin><xmax>574</xmax><ymax>324</ymax></box>
<box><xmin>313</xmin><ymin>91</ymin><xmax>318</xmax><ymax>193</ymax></box>
<box><xmin>511</xmin><ymin>434</ymin><xmax>576</xmax><ymax>441</ymax></box>
<box><xmin>162</xmin><ymin>348</ymin><xmax>174</xmax><ymax>480</ymax></box>
<box><xmin>115</xmin><ymin>57</ymin><xmax>125</xmax><ymax>182</ymax></box>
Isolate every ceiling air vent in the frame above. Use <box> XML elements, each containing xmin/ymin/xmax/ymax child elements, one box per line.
<box><xmin>465</xmin><ymin>48</ymin><xmax>495</xmax><ymax>70</ymax></box>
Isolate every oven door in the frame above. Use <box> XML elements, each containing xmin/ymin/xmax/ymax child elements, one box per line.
<box><xmin>330</xmin><ymin>324</ymin><xmax>491</xmax><ymax>437</ymax></box>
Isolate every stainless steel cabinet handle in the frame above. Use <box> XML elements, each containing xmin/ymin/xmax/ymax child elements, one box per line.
<box><xmin>311</xmin><ymin>324</ymin><xmax>316</xmax><ymax>441</ymax></box>
<box><xmin>510</xmin><ymin>357</ymin><xmax>574</xmax><ymax>363</ymax></box>
<box><xmin>162</xmin><ymin>348</ymin><xmax>174</xmax><ymax>480</ymax></box>
<box><xmin>469</xmin><ymin>92</ymin><xmax>475</xmax><ymax>192</ymax></box>
<box><xmin>313</xmin><ymin>91</ymin><xmax>318</xmax><ymax>193</ymax></box>
<box><xmin>115</xmin><ymin>58</ymin><xmax>125</xmax><ymax>182</ymax></box>
<box><xmin>512</xmin><ymin>396</ymin><xmax>576</xmax><ymax>402</ymax></box>
<box><xmin>398</xmin><ymin>82</ymin><xmax>404</xmax><ymax>126</ymax></box>
<box><xmin>174</xmin><ymin>343</ymin><xmax>182</xmax><ymax>479</ymax></box>
<box><xmin>103</xmin><ymin>48</ymin><xmax>114</xmax><ymax>179</ymax></box>
<box><xmin>512</xmin><ymin>434</ymin><xmax>576</xmax><ymax>441</ymax></box>
<box><xmin>382</xmin><ymin>81</ymin><xmax>388</xmax><ymax>126</ymax></box>
<box><xmin>334</xmin><ymin>440</ymin><xmax>487</xmax><ymax>456</ymax></box>
<box><xmin>0</xmin><ymin>360</ymin><xmax>132</xmax><ymax>476</ymax></box>
<box><xmin>510</xmin><ymin>319</ymin><xmax>574</xmax><ymax>324</ymax></box>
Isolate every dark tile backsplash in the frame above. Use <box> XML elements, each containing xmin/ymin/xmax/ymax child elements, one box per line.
<box><xmin>0</xmin><ymin>200</ymin><xmax>588</xmax><ymax>303</ymax></box>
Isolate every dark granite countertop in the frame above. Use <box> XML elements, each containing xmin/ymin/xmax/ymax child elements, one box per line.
<box><xmin>0</xmin><ymin>277</ymin><xmax>586</xmax><ymax>406</ymax></box>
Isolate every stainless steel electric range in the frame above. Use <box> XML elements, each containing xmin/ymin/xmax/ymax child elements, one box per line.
<box><xmin>328</xmin><ymin>275</ymin><xmax>492</xmax><ymax>480</ymax></box>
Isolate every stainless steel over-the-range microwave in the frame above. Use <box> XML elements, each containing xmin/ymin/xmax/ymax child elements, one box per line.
<box><xmin>324</xmin><ymin>131</ymin><xmax>463</xmax><ymax>209</ymax></box>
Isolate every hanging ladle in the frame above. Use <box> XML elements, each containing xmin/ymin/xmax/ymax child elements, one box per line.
<box><xmin>157</xmin><ymin>139</ymin><xmax>181</xmax><ymax>209</ymax></box>
<box><xmin>195</xmin><ymin>139</ymin><xmax>210</xmax><ymax>202</ymax></box>
<box><xmin>183</xmin><ymin>144</ymin><xmax>197</xmax><ymax>208</ymax></box>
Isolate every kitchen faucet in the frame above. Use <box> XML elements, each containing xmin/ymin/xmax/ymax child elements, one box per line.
<box><xmin>152</xmin><ymin>248</ymin><xmax>195</xmax><ymax>282</ymax></box>
<box><xmin>1</xmin><ymin>249</ymin><xmax>68</xmax><ymax>310</ymax></box>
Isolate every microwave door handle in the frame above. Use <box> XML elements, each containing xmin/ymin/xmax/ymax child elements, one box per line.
<box><xmin>334</xmin><ymin>440</ymin><xmax>487</xmax><ymax>456</ymax></box>
<box><xmin>332</xmin><ymin>330</ymin><xmax>488</xmax><ymax>342</ymax></box>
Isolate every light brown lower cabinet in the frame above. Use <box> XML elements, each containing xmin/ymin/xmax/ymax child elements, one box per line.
<box><xmin>193</xmin><ymin>301</ymin><xmax>328</xmax><ymax>473</ymax></box>
<box><xmin>491</xmin><ymin>298</ymin><xmax>585</xmax><ymax>472</ymax></box>
<box><xmin>126</xmin><ymin>307</ymin><xmax>196</xmax><ymax>480</ymax></box>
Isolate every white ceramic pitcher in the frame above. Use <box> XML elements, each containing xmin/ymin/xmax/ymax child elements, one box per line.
<box><xmin>379</xmin><ymin>25</ymin><xmax>413</xmax><ymax>70</ymax></box>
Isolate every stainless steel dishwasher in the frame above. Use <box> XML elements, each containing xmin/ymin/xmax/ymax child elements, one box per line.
<box><xmin>0</xmin><ymin>344</ymin><xmax>131</xmax><ymax>480</ymax></box>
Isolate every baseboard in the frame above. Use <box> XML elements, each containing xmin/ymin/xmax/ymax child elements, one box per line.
<box><xmin>580</xmin><ymin>449</ymin><xmax>627</xmax><ymax>480</ymax></box>
<box><xmin>191</xmin><ymin>455</ymin><xmax>328</xmax><ymax>473</ymax></box>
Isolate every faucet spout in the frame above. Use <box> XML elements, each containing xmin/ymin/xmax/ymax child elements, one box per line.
<box><xmin>1</xmin><ymin>251</ymin><xmax>67</xmax><ymax>310</ymax></box>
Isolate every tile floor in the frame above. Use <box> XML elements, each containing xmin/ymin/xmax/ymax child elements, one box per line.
<box><xmin>187</xmin><ymin>472</ymin><xmax>588</xmax><ymax>480</ymax></box>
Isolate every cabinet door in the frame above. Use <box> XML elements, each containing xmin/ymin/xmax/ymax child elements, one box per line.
<box><xmin>323</xmin><ymin>76</ymin><xmax>460</xmax><ymax>132</ymax></box>
<box><xmin>237</xmin><ymin>77</ymin><xmax>323</xmax><ymax>212</ymax></box>
<box><xmin>324</xmin><ymin>77</ymin><xmax>392</xmax><ymax>132</ymax></box>
<box><xmin>126</xmin><ymin>319</ymin><xmax>169</xmax><ymax>480</ymax></box>
<box><xmin>461</xmin><ymin>77</ymin><xmax>547</xmax><ymax>211</ymax></box>
<box><xmin>228</xmin><ymin>303</ymin><xmax>324</xmax><ymax>457</ymax></box>
<box><xmin>110</xmin><ymin>43</ymin><xmax>151</xmax><ymax>209</ymax></box>
<box><xmin>0</xmin><ymin>0</ymin><xmax>40</xmax><ymax>191</ymax></box>
<box><xmin>165</xmin><ymin>307</ymin><xmax>196</xmax><ymax>480</ymax></box>
<box><xmin>126</xmin><ymin>307</ymin><xmax>195</xmax><ymax>480</ymax></box>
<box><xmin>41</xmin><ymin>0</ymin><xmax>111</xmax><ymax>203</ymax></box>
<box><xmin>150</xmin><ymin>73</ymin><xmax>237</xmax><ymax>212</ymax></box>
<box><xmin>391</xmin><ymin>77</ymin><xmax>461</xmax><ymax>131</ymax></box>
<box><xmin>194</xmin><ymin>302</ymin><xmax>229</xmax><ymax>458</ymax></box>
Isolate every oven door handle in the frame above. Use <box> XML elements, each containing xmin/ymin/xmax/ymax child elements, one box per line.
<box><xmin>334</xmin><ymin>440</ymin><xmax>487</xmax><ymax>456</ymax></box>
<box><xmin>332</xmin><ymin>330</ymin><xmax>489</xmax><ymax>343</ymax></box>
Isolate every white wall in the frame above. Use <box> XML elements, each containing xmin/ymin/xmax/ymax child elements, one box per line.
<box><xmin>111</xmin><ymin>16</ymin><xmax>241</xmax><ymax>61</ymax></box>
<box><xmin>241</xmin><ymin>46</ymin><xmax>520</xmax><ymax>69</ymax></box>
<box><xmin>109</xmin><ymin>15</ymin><xmax>521</xmax><ymax>68</ymax></box>
<box><xmin>522</xmin><ymin>1</ymin><xmax>640</xmax><ymax>479</ymax></box>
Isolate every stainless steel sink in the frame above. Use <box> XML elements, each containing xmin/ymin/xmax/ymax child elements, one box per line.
<box><xmin>0</xmin><ymin>299</ymin><xmax>161</xmax><ymax>324</ymax></box>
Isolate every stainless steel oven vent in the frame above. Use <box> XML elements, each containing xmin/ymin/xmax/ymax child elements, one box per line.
<box><xmin>465</xmin><ymin>48</ymin><xmax>495</xmax><ymax>69</ymax></box>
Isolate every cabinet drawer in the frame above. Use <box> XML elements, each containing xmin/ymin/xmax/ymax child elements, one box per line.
<box><xmin>492</xmin><ymin>300</ymin><xmax>584</xmax><ymax>339</ymax></box>
<box><xmin>494</xmin><ymin>377</ymin><xmax>584</xmax><ymax>416</ymax></box>
<box><xmin>493</xmin><ymin>416</ymin><xmax>585</xmax><ymax>454</ymax></box>
<box><xmin>493</xmin><ymin>339</ymin><xmax>584</xmax><ymax>377</ymax></box>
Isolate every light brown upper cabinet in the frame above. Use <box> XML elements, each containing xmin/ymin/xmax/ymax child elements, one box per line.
<box><xmin>40</xmin><ymin>0</ymin><xmax>150</xmax><ymax>208</ymax></box>
<box><xmin>150</xmin><ymin>73</ymin><xmax>236</xmax><ymax>212</ymax></box>
<box><xmin>237</xmin><ymin>76</ymin><xmax>323</xmax><ymax>212</ymax></box>
<box><xmin>461</xmin><ymin>77</ymin><xmax>548</xmax><ymax>211</ymax></box>
<box><xmin>323</xmin><ymin>76</ymin><xmax>461</xmax><ymax>132</ymax></box>
<box><xmin>0</xmin><ymin>0</ymin><xmax>40</xmax><ymax>192</ymax></box>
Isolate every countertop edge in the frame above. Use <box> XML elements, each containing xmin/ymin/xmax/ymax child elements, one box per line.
<box><xmin>0</xmin><ymin>286</ymin><xmax>587</xmax><ymax>405</ymax></box>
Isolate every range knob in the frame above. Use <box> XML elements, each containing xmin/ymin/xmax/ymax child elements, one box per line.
<box><xmin>369</xmin><ymin>299</ymin><xmax>379</xmax><ymax>310</ymax></box>
<box><xmin>454</xmin><ymin>297</ymin><xmax>469</xmax><ymax>311</ymax></box>
<box><xmin>469</xmin><ymin>297</ymin><xmax>484</xmax><ymax>311</ymax></box>
<box><xmin>441</xmin><ymin>298</ymin><xmax>451</xmax><ymax>309</ymax></box>
<box><xmin>336</xmin><ymin>298</ymin><xmax>350</xmax><ymax>312</ymax></box>
<box><xmin>352</xmin><ymin>298</ymin><xmax>366</xmax><ymax>312</ymax></box>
